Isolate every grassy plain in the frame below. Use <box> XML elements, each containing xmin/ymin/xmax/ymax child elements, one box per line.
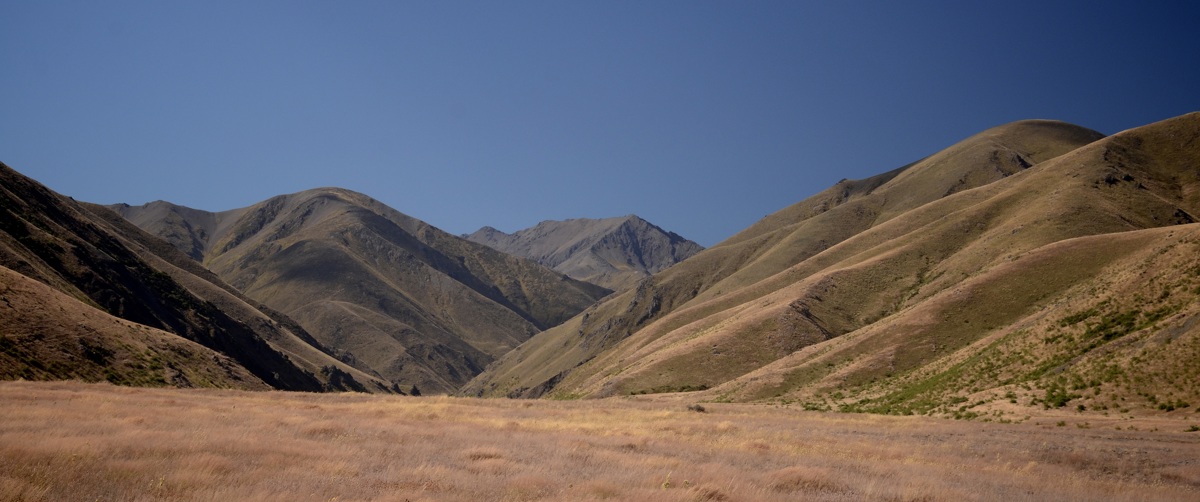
<box><xmin>2</xmin><ymin>381</ymin><xmax>1198</xmax><ymax>501</ymax></box>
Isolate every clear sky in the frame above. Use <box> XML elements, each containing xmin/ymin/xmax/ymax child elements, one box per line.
<box><xmin>2</xmin><ymin>1</ymin><xmax>1197</xmax><ymax>246</ymax></box>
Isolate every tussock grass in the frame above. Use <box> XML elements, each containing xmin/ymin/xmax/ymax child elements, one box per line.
<box><xmin>2</xmin><ymin>381</ymin><xmax>1198</xmax><ymax>501</ymax></box>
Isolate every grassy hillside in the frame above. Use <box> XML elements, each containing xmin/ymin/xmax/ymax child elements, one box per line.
<box><xmin>720</xmin><ymin>224</ymin><xmax>1200</xmax><ymax>415</ymax></box>
<box><xmin>466</xmin><ymin>112</ymin><xmax>1200</xmax><ymax>421</ymax></box>
<box><xmin>464</xmin><ymin>118</ymin><xmax>1109</xmax><ymax>398</ymax></box>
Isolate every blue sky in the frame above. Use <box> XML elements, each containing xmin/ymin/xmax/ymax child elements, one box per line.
<box><xmin>2</xmin><ymin>1</ymin><xmax>1197</xmax><ymax>247</ymax></box>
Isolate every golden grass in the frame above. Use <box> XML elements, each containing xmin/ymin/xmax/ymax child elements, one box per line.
<box><xmin>2</xmin><ymin>381</ymin><xmax>1197</xmax><ymax>501</ymax></box>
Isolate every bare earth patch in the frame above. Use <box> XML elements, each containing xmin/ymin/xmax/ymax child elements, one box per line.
<box><xmin>0</xmin><ymin>381</ymin><xmax>1197</xmax><ymax>501</ymax></box>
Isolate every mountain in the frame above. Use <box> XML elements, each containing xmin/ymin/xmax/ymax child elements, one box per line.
<box><xmin>0</xmin><ymin>162</ymin><xmax>387</xmax><ymax>392</ymax></box>
<box><xmin>465</xmin><ymin>215</ymin><xmax>704</xmax><ymax>291</ymax></box>
<box><xmin>114</xmin><ymin>189</ymin><xmax>611</xmax><ymax>394</ymax></box>
<box><xmin>464</xmin><ymin>112</ymin><xmax>1200</xmax><ymax>419</ymax></box>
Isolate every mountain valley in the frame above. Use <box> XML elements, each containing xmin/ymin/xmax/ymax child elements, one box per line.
<box><xmin>2</xmin><ymin>112</ymin><xmax>1198</xmax><ymax>422</ymax></box>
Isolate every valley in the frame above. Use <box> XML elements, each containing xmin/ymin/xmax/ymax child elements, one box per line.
<box><xmin>4</xmin><ymin>3</ymin><xmax>1197</xmax><ymax>500</ymax></box>
<box><xmin>2</xmin><ymin>112</ymin><xmax>1199</xmax><ymax>500</ymax></box>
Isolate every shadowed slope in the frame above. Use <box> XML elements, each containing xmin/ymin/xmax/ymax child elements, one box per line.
<box><xmin>0</xmin><ymin>162</ymin><xmax>379</xmax><ymax>392</ymax></box>
<box><xmin>466</xmin><ymin>215</ymin><xmax>703</xmax><ymax>291</ymax></box>
<box><xmin>462</xmin><ymin>115</ymin><xmax>1200</xmax><ymax>407</ymax></box>
<box><xmin>0</xmin><ymin>265</ymin><xmax>268</xmax><ymax>389</ymax></box>
<box><xmin>118</xmin><ymin>189</ymin><xmax>610</xmax><ymax>394</ymax></box>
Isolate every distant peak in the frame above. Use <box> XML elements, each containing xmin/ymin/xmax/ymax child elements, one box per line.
<box><xmin>466</xmin><ymin>226</ymin><xmax>512</xmax><ymax>241</ymax></box>
<box><xmin>616</xmin><ymin>214</ymin><xmax>667</xmax><ymax>233</ymax></box>
<box><xmin>474</xmin><ymin>225</ymin><xmax>507</xmax><ymax>235</ymax></box>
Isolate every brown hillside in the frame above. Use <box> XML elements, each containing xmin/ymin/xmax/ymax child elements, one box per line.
<box><xmin>465</xmin><ymin>113</ymin><xmax>1200</xmax><ymax>417</ymax></box>
<box><xmin>117</xmin><ymin>188</ymin><xmax>610</xmax><ymax>394</ymax></box>
<box><xmin>82</xmin><ymin>202</ymin><xmax>390</xmax><ymax>392</ymax></box>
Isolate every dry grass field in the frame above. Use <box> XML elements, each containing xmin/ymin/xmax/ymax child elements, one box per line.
<box><xmin>1</xmin><ymin>381</ymin><xmax>1198</xmax><ymax>501</ymax></box>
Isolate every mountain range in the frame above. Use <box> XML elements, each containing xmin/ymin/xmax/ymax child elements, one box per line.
<box><xmin>464</xmin><ymin>113</ymin><xmax>1200</xmax><ymax>419</ymax></box>
<box><xmin>3</xmin><ymin>111</ymin><xmax>1198</xmax><ymax>419</ymax></box>
<box><xmin>465</xmin><ymin>215</ymin><xmax>703</xmax><ymax>291</ymax></box>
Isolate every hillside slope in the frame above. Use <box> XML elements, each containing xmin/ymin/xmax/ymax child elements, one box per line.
<box><xmin>466</xmin><ymin>215</ymin><xmax>703</xmax><ymax>291</ymax></box>
<box><xmin>0</xmin><ymin>162</ymin><xmax>385</xmax><ymax>392</ymax></box>
<box><xmin>116</xmin><ymin>189</ymin><xmax>610</xmax><ymax>394</ymax></box>
<box><xmin>0</xmin><ymin>265</ymin><xmax>268</xmax><ymax>389</ymax></box>
<box><xmin>465</xmin><ymin>113</ymin><xmax>1200</xmax><ymax>419</ymax></box>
